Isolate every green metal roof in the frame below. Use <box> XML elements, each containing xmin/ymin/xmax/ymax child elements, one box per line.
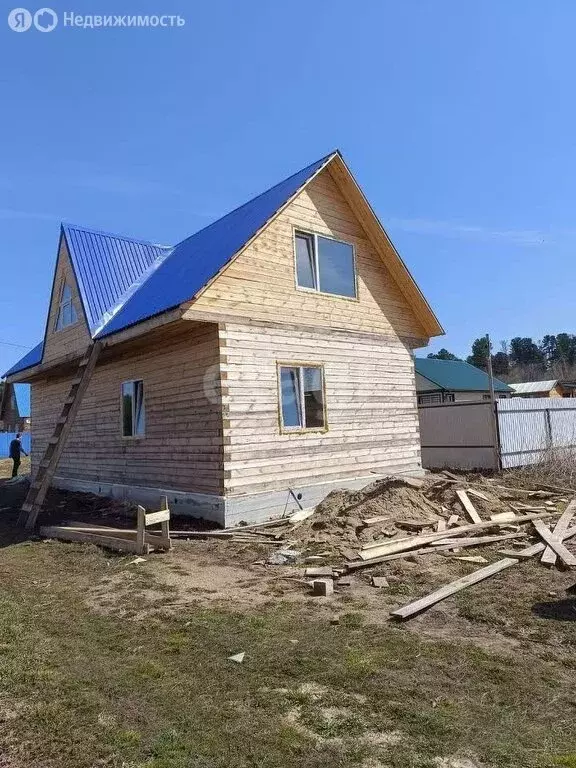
<box><xmin>415</xmin><ymin>358</ymin><xmax>512</xmax><ymax>393</ymax></box>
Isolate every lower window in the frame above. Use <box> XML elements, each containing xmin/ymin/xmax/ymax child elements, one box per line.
<box><xmin>279</xmin><ymin>364</ymin><xmax>326</xmax><ymax>431</ymax></box>
<box><xmin>121</xmin><ymin>380</ymin><xmax>145</xmax><ymax>437</ymax></box>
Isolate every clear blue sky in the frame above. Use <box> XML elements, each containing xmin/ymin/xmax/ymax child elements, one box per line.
<box><xmin>1</xmin><ymin>0</ymin><xmax>575</xmax><ymax>373</ymax></box>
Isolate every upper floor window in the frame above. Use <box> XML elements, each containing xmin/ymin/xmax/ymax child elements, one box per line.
<box><xmin>294</xmin><ymin>231</ymin><xmax>357</xmax><ymax>299</ymax></box>
<box><xmin>121</xmin><ymin>380</ymin><xmax>145</xmax><ymax>437</ymax></box>
<box><xmin>54</xmin><ymin>282</ymin><xmax>78</xmax><ymax>331</ymax></box>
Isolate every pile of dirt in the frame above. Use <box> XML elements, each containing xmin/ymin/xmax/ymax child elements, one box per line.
<box><xmin>292</xmin><ymin>477</ymin><xmax>441</xmax><ymax>550</ymax></box>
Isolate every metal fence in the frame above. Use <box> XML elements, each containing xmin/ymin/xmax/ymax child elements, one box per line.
<box><xmin>418</xmin><ymin>397</ymin><xmax>576</xmax><ymax>470</ymax></box>
<box><xmin>0</xmin><ymin>432</ymin><xmax>31</xmax><ymax>457</ymax></box>
<box><xmin>497</xmin><ymin>398</ymin><xmax>576</xmax><ymax>468</ymax></box>
<box><xmin>418</xmin><ymin>400</ymin><xmax>498</xmax><ymax>470</ymax></box>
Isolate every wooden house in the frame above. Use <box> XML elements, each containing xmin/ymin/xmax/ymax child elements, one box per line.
<box><xmin>0</xmin><ymin>382</ymin><xmax>31</xmax><ymax>433</ymax></box>
<box><xmin>510</xmin><ymin>380</ymin><xmax>576</xmax><ymax>398</ymax></box>
<box><xmin>4</xmin><ymin>151</ymin><xmax>443</xmax><ymax>525</ymax></box>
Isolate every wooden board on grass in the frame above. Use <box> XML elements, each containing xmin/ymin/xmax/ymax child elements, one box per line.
<box><xmin>541</xmin><ymin>501</ymin><xmax>576</xmax><ymax>566</ymax></box>
<box><xmin>390</xmin><ymin>558</ymin><xmax>519</xmax><ymax>620</ymax></box>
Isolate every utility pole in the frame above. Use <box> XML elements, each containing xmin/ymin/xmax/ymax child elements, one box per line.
<box><xmin>485</xmin><ymin>334</ymin><xmax>500</xmax><ymax>470</ymax></box>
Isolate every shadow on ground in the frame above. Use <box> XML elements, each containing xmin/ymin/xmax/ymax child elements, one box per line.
<box><xmin>532</xmin><ymin>598</ymin><xmax>576</xmax><ymax>622</ymax></box>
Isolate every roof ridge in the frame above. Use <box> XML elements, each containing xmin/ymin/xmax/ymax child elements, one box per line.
<box><xmin>172</xmin><ymin>150</ymin><xmax>339</xmax><ymax>250</ymax></box>
<box><xmin>61</xmin><ymin>221</ymin><xmax>171</xmax><ymax>250</ymax></box>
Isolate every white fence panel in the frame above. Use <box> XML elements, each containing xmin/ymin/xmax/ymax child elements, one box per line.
<box><xmin>418</xmin><ymin>401</ymin><xmax>498</xmax><ymax>470</ymax></box>
<box><xmin>497</xmin><ymin>398</ymin><xmax>576</xmax><ymax>468</ymax></box>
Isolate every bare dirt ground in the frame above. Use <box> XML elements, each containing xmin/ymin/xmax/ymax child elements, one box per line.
<box><xmin>1</xmin><ymin>472</ymin><xmax>576</xmax><ymax>767</ymax></box>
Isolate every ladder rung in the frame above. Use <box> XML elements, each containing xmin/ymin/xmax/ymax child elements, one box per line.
<box><xmin>65</xmin><ymin>396</ymin><xmax>76</xmax><ymax>405</ymax></box>
<box><xmin>21</xmin><ymin>502</ymin><xmax>33</xmax><ymax>513</ymax></box>
<box><xmin>57</xmin><ymin>416</ymin><xmax>67</xmax><ymax>424</ymax></box>
<box><xmin>39</xmin><ymin>460</ymin><xmax>50</xmax><ymax>468</ymax></box>
<box><xmin>48</xmin><ymin>437</ymin><xmax>59</xmax><ymax>444</ymax></box>
<box><xmin>71</xmin><ymin>377</ymin><xmax>82</xmax><ymax>386</ymax></box>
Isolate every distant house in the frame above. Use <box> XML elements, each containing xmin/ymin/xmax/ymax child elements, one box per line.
<box><xmin>510</xmin><ymin>380</ymin><xmax>576</xmax><ymax>398</ymax></box>
<box><xmin>415</xmin><ymin>358</ymin><xmax>513</xmax><ymax>404</ymax></box>
<box><xmin>0</xmin><ymin>382</ymin><xmax>31</xmax><ymax>432</ymax></box>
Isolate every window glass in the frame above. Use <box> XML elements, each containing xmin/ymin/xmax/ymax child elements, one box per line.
<box><xmin>303</xmin><ymin>366</ymin><xmax>324</xmax><ymax>428</ymax></box>
<box><xmin>280</xmin><ymin>367</ymin><xmax>301</xmax><ymax>428</ymax></box>
<box><xmin>317</xmin><ymin>236</ymin><xmax>356</xmax><ymax>297</ymax></box>
<box><xmin>134</xmin><ymin>380</ymin><xmax>146</xmax><ymax>435</ymax></box>
<box><xmin>279</xmin><ymin>365</ymin><xmax>325</xmax><ymax>431</ymax></box>
<box><xmin>121</xmin><ymin>382</ymin><xmax>134</xmax><ymax>436</ymax></box>
<box><xmin>55</xmin><ymin>281</ymin><xmax>78</xmax><ymax>331</ymax></box>
<box><xmin>295</xmin><ymin>233</ymin><xmax>316</xmax><ymax>290</ymax></box>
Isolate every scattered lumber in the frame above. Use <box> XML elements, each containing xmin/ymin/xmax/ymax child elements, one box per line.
<box><xmin>455</xmin><ymin>490</ymin><xmax>483</xmax><ymax>524</ymax></box>
<box><xmin>532</xmin><ymin>519</ymin><xmax>576</xmax><ymax>567</ymax></box>
<box><xmin>498</xmin><ymin>523</ymin><xmax>576</xmax><ymax>559</ymax></box>
<box><xmin>347</xmin><ymin>532</ymin><xmax>526</xmax><ymax>571</ymax></box>
<box><xmin>447</xmin><ymin>515</ymin><xmax>460</xmax><ymax>527</ymax></box>
<box><xmin>357</xmin><ymin>512</ymin><xmax>551</xmax><ymax>561</ymax></box>
<box><xmin>390</xmin><ymin>558</ymin><xmax>519</xmax><ymax>620</ymax></box>
<box><xmin>442</xmin><ymin>471</ymin><xmax>461</xmax><ymax>482</ymax></box>
<box><xmin>540</xmin><ymin>500</ymin><xmax>576</xmax><ymax>566</ymax></box>
<box><xmin>371</xmin><ymin>576</ymin><xmax>389</xmax><ymax>588</ymax></box>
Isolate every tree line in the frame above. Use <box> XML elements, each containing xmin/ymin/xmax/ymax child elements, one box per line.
<box><xmin>428</xmin><ymin>334</ymin><xmax>576</xmax><ymax>383</ymax></box>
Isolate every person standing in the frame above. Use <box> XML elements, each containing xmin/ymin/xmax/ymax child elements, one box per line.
<box><xmin>9</xmin><ymin>433</ymin><xmax>28</xmax><ymax>478</ymax></box>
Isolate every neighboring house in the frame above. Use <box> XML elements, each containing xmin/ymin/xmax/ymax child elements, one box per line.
<box><xmin>0</xmin><ymin>382</ymin><xmax>31</xmax><ymax>432</ymax></box>
<box><xmin>510</xmin><ymin>380</ymin><xmax>576</xmax><ymax>398</ymax></box>
<box><xmin>415</xmin><ymin>358</ymin><xmax>512</xmax><ymax>404</ymax></box>
<box><xmin>3</xmin><ymin>150</ymin><xmax>443</xmax><ymax>525</ymax></box>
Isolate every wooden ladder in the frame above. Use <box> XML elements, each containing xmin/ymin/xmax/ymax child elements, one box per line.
<box><xmin>18</xmin><ymin>341</ymin><xmax>103</xmax><ymax>530</ymax></box>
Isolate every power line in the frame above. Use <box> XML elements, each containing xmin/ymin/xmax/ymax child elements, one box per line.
<box><xmin>0</xmin><ymin>340</ymin><xmax>33</xmax><ymax>350</ymax></box>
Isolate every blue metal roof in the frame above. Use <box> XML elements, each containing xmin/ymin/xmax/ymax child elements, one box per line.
<box><xmin>96</xmin><ymin>152</ymin><xmax>335</xmax><ymax>337</ymax></box>
<box><xmin>4</xmin><ymin>342</ymin><xmax>44</xmax><ymax>378</ymax></box>
<box><xmin>4</xmin><ymin>151</ymin><xmax>336</xmax><ymax>376</ymax></box>
<box><xmin>415</xmin><ymin>358</ymin><xmax>512</xmax><ymax>392</ymax></box>
<box><xmin>62</xmin><ymin>223</ymin><xmax>170</xmax><ymax>333</ymax></box>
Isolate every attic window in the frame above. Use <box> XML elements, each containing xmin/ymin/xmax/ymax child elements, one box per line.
<box><xmin>54</xmin><ymin>282</ymin><xmax>78</xmax><ymax>331</ymax></box>
<box><xmin>295</xmin><ymin>231</ymin><xmax>357</xmax><ymax>298</ymax></box>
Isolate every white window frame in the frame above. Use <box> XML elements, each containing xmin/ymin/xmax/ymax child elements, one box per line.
<box><xmin>121</xmin><ymin>379</ymin><xmax>145</xmax><ymax>438</ymax></box>
<box><xmin>54</xmin><ymin>280</ymin><xmax>78</xmax><ymax>331</ymax></box>
<box><xmin>277</xmin><ymin>363</ymin><xmax>327</xmax><ymax>433</ymax></box>
<box><xmin>293</xmin><ymin>229</ymin><xmax>358</xmax><ymax>300</ymax></box>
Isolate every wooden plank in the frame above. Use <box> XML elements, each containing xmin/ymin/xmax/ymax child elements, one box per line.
<box><xmin>447</xmin><ymin>515</ymin><xmax>460</xmax><ymax>527</ymax></box>
<box><xmin>362</xmin><ymin>515</ymin><xmax>390</xmax><ymax>527</ymax></box>
<box><xmin>40</xmin><ymin>526</ymin><xmax>145</xmax><ymax>554</ymax></box>
<box><xmin>455</xmin><ymin>490</ymin><xmax>482</xmax><ymax>524</ymax></box>
<box><xmin>498</xmin><ymin>523</ymin><xmax>576</xmax><ymax>559</ymax></box>
<box><xmin>358</xmin><ymin>512</ymin><xmax>552</xmax><ymax>560</ymax></box>
<box><xmin>541</xmin><ymin>500</ymin><xmax>576</xmax><ymax>566</ymax></box>
<box><xmin>347</xmin><ymin>532</ymin><xmax>525</xmax><ymax>570</ymax></box>
<box><xmin>144</xmin><ymin>510</ymin><xmax>170</xmax><ymax>526</ymax></box>
<box><xmin>532</xmin><ymin>519</ymin><xmax>576</xmax><ymax>567</ymax></box>
<box><xmin>136</xmin><ymin>505</ymin><xmax>146</xmax><ymax>555</ymax></box>
<box><xmin>467</xmin><ymin>488</ymin><xmax>491</xmax><ymax>502</ymax></box>
<box><xmin>390</xmin><ymin>558</ymin><xmax>519</xmax><ymax>620</ymax></box>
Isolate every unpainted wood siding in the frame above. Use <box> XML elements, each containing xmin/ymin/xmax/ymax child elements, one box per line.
<box><xmin>187</xmin><ymin>167</ymin><xmax>427</xmax><ymax>341</ymax></box>
<box><xmin>31</xmin><ymin>324</ymin><xmax>224</xmax><ymax>494</ymax></box>
<box><xmin>220</xmin><ymin>322</ymin><xmax>422</xmax><ymax>495</ymax></box>
<box><xmin>42</xmin><ymin>239</ymin><xmax>91</xmax><ymax>364</ymax></box>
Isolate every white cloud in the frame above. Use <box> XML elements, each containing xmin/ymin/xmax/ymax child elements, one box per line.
<box><xmin>386</xmin><ymin>216</ymin><xmax>547</xmax><ymax>246</ymax></box>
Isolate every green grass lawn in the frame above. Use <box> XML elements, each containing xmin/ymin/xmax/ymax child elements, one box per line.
<box><xmin>0</xmin><ymin>519</ymin><xmax>575</xmax><ymax>768</ymax></box>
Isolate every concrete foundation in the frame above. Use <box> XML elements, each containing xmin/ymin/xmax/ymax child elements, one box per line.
<box><xmin>53</xmin><ymin>465</ymin><xmax>425</xmax><ymax>528</ymax></box>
